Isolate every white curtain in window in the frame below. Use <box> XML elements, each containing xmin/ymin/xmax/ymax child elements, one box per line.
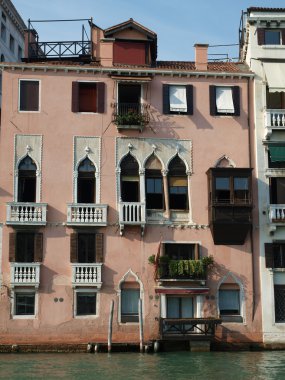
<box><xmin>169</xmin><ymin>86</ymin><xmax>187</xmax><ymax>112</ymax></box>
<box><xmin>121</xmin><ymin>289</ymin><xmax>140</xmax><ymax>314</ymax></box>
<box><xmin>216</xmin><ymin>87</ymin><xmax>234</xmax><ymax>114</ymax></box>
<box><xmin>219</xmin><ymin>290</ymin><xmax>240</xmax><ymax>311</ymax></box>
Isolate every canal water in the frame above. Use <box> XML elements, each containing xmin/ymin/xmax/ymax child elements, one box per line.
<box><xmin>0</xmin><ymin>351</ymin><xmax>285</xmax><ymax>380</ymax></box>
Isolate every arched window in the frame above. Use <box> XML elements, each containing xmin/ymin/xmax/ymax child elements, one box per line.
<box><xmin>18</xmin><ymin>156</ymin><xmax>37</xmax><ymax>202</ymax></box>
<box><xmin>120</xmin><ymin>154</ymin><xmax>139</xmax><ymax>202</ymax></box>
<box><xmin>168</xmin><ymin>156</ymin><xmax>188</xmax><ymax>210</ymax></box>
<box><xmin>77</xmin><ymin>157</ymin><xmax>95</xmax><ymax>203</ymax></box>
<box><xmin>217</xmin><ymin>273</ymin><xmax>243</xmax><ymax>323</ymax></box>
<box><xmin>145</xmin><ymin>155</ymin><xmax>163</xmax><ymax>209</ymax></box>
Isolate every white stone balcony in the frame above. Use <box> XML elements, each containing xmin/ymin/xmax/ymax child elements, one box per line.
<box><xmin>71</xmin><ymin>263</ymin><xmax>102</xmax><ymax>288</ymax></box>
<box><xmin>67</xmin><ymin>204</ymin><xmax>108</xmax><ymax>226</ymax></box>
<box><xmin>10</xmin><ymin>263</ymin><xmax>41</xmax><ymax>288</ymax></box>
<box><xmin>119</xmin><ymin>201</ymin><xmax>146</xmax><ymax>236</ymax></box>
<box><xmin>6</xmin><ymin>202</ymin><xmax>47</xmax><ymax>226</ymax></box>
<box><xmin>269</xmin><ymin>205</ymin><xmax>285</xmax><ymax>224</ymax></box>
<box><xmin>265</xmin><ymin>109</ymin><xmax>285</xmax><ymax>138</ymax></box>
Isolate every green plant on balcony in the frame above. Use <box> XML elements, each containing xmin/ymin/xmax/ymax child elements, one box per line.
<box><xmin>115</xmin><ymin>111</ymin><xmax>145</xmax><ymax>126</ymax></box>
<box><xmin>167</xmin><ymin>255</ymin><xmax>214</xmax><ymax>279</ymax></box>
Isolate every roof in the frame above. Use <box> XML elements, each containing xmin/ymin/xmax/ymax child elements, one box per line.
<box><xmin>156</xmin><ymin>61</ymin><xmax>249</xmax><ymax>73</ymax></box>
<box><xmin>104</xmin><ymin>18</ymin><xmax>156</xmax><ymax>38</ymax></box>
<box><xmin>248</xmin><ymin>7</ymin><xmax>285</xmax><ymax>13</ymax></box>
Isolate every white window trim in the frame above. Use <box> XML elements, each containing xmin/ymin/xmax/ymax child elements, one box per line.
<box><xmin>18</xmin><ymin>79</ymin><xmax>41</xmax><ymax>113</ymax></box>
<box><xmin>73</xmin><ymin>288</ymin><xmax>99</xmax><ymax>319</ymax></box>
<box><xmin>11</xmin><ymin>288</ymin><xmax>38</xmax><ymax>319</ymax></box>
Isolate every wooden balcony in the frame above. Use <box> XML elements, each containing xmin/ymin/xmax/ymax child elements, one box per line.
<box><xmin>265</xmin><ymin>109</ymin><xmax>285</xmax><ymax>138</ymax></box>
<box><xmin>6</xmin><ymin>202</ymin><xmax>47</xmax><ymax>226</ymax></box>
<box><xmin>113</xmin><ymin>103</ymin><xmax>150</xmax><ymax>132</ymax></box>
<box><xmin>269</xmin><ymin>204</ymin><xmax>285</xmax><ymax>224</ymax></box>
<box><xmin>67</xmin><ymin>204</ymin><xmax>108</xmax><ymax>227</ymax></box>
<box><xmin>72</xmin><ymin>263</ymin><xmax>102</xmax><ymax>288</ymax></box>
<box><xmin>119</xmin><ymin>201</ymin><xmax>146</xmax><ymax>236</ymax></box>
<box><xmin>10</xmin><ymin>263</ymin><xmax>41</xmax><ymax>288</ymax></box>
<box><xmin>160</xmin><ymin>317</ymin><xmax>222</xmax><ymax>341</ymax></box>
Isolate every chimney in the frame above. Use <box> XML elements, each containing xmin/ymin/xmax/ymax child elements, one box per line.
<box><xmin>194</xmin><ymin>44</ymin><xmax>208</xmax><ymax>71</ymax></box>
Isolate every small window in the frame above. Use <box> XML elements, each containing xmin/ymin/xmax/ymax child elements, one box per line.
<box><xmin>19</xmin><ymin>80</ymin><xmax>40</xmax><ymax>112</ymax></box>
<box><xmin>18</xmin><ymin>156</ymin><xmax>37</xmax><ymax>202</ymax></box>
<box><xmin>77</xmin><ymin>158</ymin><xmax>95</xmax><ymax>203</ymax></box>
<box><xmin>219</xmin><ymin>289</ymin><xmax>240</xmax><ymax>316</ymax></box>
<box><xmin>18</xmin><ymin>46</ymin><xmax>23</xmax><ymax>61</ymax></box>
<box><xmin>146</xmin><ymin>175</ymin><xmax>163</xmax><ymax>209</ymax></box>
<box><xmin>269</xmin><ymin>177</ymin><xmax>285</xmax><ymax>204</ymax></box>
<box><xmin>265</xmin><ymin>30</ymin><xmax>281</xmax><ymax>45</ymax></box>
<box><xmin>215</xmin><ymin>177</ymin><xmax>230</xmax><ymax>203</ymax></box>
<box><xmin>168</xmin><ymin>156</ymin><xmax>188</xmax><ymax>210</ymax></box>
<box><xmin>76</xmin><ymin>292</ymin><xmax>97</xmax><ymax>316</ymax></box>
<box><xmin>15</xmin><ymin>293</ymin><xmax>35</xmax><ymax>316</ymax></box>
<box><xmin>209</xmin><ymin>86</ymin><xmax>240</xmax><ymax>116</ymax></box>
<box><xmin>9</xmin><ymin>34</ymin><xmax>14</xmax><ymax>53</ymax></box>
<box><xmin>265</xmin><ymin>243</ymin><xmax>285</xmax><ymax>269</ymax></box>
<box><xmin>163</xmin><ymin>84</ymin><xmax>193</xmax><ymax>115</ymax></box>
<box><xmin>121</xmin><ymin>288</ymin><xmax>140</xmax><ymax>323</ymax></box>
<box><xmin>1</xmin><ymin>22</ymin><xmax>6</xmax><ymax>42</ymax></box>
<box><xmin>274</xmin><ymin>285</ymin><xmax>285</xmax><ymax>322</ymax></box>
<box><xmin>72</xmin><ymin>81</ymin><xmax>105</xmax><ymax>113</ymax></box>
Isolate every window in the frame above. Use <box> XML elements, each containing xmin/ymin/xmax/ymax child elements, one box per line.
<box><xmin>76</xmin><ymin>292</ymin><xmax>97</xmax><ymax>316</ymax></box>
<box><xmin>274</xmin><ymin>285</ymin><xmax>285</xmax><ymax>323</ymax></box>
<box><xmin>268</xmin><ymin>146</ymin><xmax>285</xmax><ymax>168</ymax></box>
<box><xmin>167</xmin><ymin>296</ymin><xmax>193</xmax><ymax>319</ymax></box>
<box><xmin>19</xmin><ymin>80</ymin><xmax>40</xmax><ymax>112</ymax></box>
<box><xmin>77</xmin><ymin>158</ymin><xmax>95</xmax><ymax>203</ymax></box>
<box><xmin>9</xmin><ymin>34</ymin><xmax>14</xmax><ymax>53</ymax></box>
<box><xmin>2</xmin><ymin>12</ymin><xmax>6</xmax><ymax>22</ymax></box>
<box><xmin>214</xmin><ymin>175</ymin><xmax>250</xmax><ymax>204</ymax></box>
<box><xmin>269</xmin><ymin>177</ymin><xmax>285</xmax><ymax>204</ymax></box>
<box><xmin>121</xmin><ymin>288</ymin><xmax>140</xmax><ymax>323</ymax></box>
<box><xmin>15</xmin><ymin>293</ymin><xmax>35</xmax><ymax>316</ymax></box>
<box><xmin>266</xmin><ymin>88</ymin><xmax>285</xmax><ymax>110</ymax></box>
<box><xmin>113</xmin><ymin>41</ymin><xmax>147</xmax><ymax>65</ymax></box>
<box><xmin>18</xmin><ymin>46</ymin><xmax>23</xmax><ymax>61</ymax></box>
<box><xmin>257</xmin><ymin>28</ymin><xmax>285</xmax><ymax>45</ymax></box>
<box><xmin>165</xmin><ymin>243</ymin><xmax>198</xmax><ymax>260</ymax></box>
<box><xmin>116</xmin><ymin>84</ymin><xmax>143</xmax><ymax>126</ymax></box>
<box><xmin>1</xmin><ymin>22</ymin><xmax>6</xmax><ymax>42</ymax></box>
<box><xmin>219</xmin><ymin>289</ymin><xmax>240</xmax><ymax>315</ymax></box>
<box><xmin>18</xmin><ymin>156</ymin><xmax>37</xmax><ymax>202</ymax></box>
<box><xmin>163</xmin><ymin>84</ymin><xmax>193</xmax><ymax>115</ymax></box>
<box><xmin>120</xmin><ymin>154</ymin><xmax>140</xmax><ymax>202</ymax></box>
<box><xmin>168</xmin><ymin>156</ymin><xmax>188</xmax><ymax>210</ymax></box>
<box><xmin>9</xmin><ymin>232</ymin><xmax>43</xmax><ymax>263</ymax></box>
<box><xmin>265</xmin><ymin>243</ymin><xmax>285</xmax><ymax>268</ymax></box>
<box><xmin>72</xmin><ymin>81</ymin><xmax>105</xmax><ymax>113</ymax></box>
<box><xmin>70</xmin><ymin>233</ymin><xmax>103</xmax><ymax>263</ymax></box>
<box><xmin>209</xmin><ymin>86</ymin><xmax>240</xmax><ymax>116</ymax></box>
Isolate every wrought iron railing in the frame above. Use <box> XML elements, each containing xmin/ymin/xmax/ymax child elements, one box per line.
<box><xmin>160</xmin><ymin>318</ymin><xmax>222</xmax><ymax>339</ymax></box>
<box><xmin>10</xmin><ymin>263</ymin><xmax>41</xmax><ymax>288</ymax></box>
<box><xmin>29</xmin><ymin>41</ymin><xmax>91</xmax><ymax>59</ymax></box>
<box><xmin>113</xmin><ymin>103</ymin><xmax>150</xmax><ymax>127</ymax></box>
<box><xmin>6</xmin><ymin>202</ymin><xmax>47</xmax><ymax>225</ymax></box>
<box><xmin>67</xmin><ymin>204</ymin><xmax>108</xmax><ymax>226</ymax></box>
<box><xmin>72</xmin><ymin>263</ymin><xmax>102</xmax><ymax>287</ymax></box>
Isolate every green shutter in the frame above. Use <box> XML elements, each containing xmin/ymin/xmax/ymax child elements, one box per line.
<box><xmin>269</xmin><ymin>146</ymin><xmax>285</xmax><ymax>162</ymax></box>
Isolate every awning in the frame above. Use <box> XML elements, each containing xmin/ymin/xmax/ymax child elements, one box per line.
<box><xmin>263</xmin><ymin>62</ymin><xmax>285</xmax><ymax>93</ymax></box>
<box><xmin>155</xmin><ymin>287</ymin><xmax>209</xmax><ymax>295</ymax></box>
<box><xmin>269</xmin><ymin>146</ymin><xmax>285</xmax><ymax>162</ymax></box>
<box><xmin>169</xmin><ymin>85</ymin><xmax>187</xmax><ymax>112</ymax></box>
<box><xmin>216</xmin><ymin>87</ymin><xmax>234</xmax><ymax>114</ymax></box>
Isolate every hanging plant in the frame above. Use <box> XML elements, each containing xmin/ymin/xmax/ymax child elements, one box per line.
<box><xmin>169</xmin><ymin>260</ymin><xmax>178</xmax><ymax>277</ymax></box>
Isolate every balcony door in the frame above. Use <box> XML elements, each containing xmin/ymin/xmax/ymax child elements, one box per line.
<box><xmin>18</xmin><ymin>156</ymin><xmax>37</xmax><ymax>202</ymax></box>
<box><xmin>270</xmin><ymin>177</ymin><xmax>285</xmax><ymax>204</ymax></box>
<box><xmin>77</xmin><ymin>157</ymin><xmax>95</xmax><ymax>203</ymax></box>
<box><xmin>120</xmin><ymin>154</ymin><xmax>140</xmax><ymax>202</ymax></box>
<box><xmin>166</xmin><ymin>296</ymin><xmax>194</xmax><ymax>333</ymax></box>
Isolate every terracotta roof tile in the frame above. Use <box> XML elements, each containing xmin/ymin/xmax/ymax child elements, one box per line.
<box><xmin>248</xmin><ymin>7</ymin><xmax>285</xmax><ymax>12</ymax></box>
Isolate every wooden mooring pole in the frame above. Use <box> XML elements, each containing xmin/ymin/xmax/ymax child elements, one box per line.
<box><xmin>139</xmin><ymin>298</ymin><xmax>144</xmax><ymax>353</ymax></box>
<box><xmin>108</xmin><ymin>300</ymin><xmax>114</xmax><ymax>353</ymax></box>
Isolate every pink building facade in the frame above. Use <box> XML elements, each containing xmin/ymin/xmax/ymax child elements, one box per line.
<box><xmin>0</xmin><ymin>19</ymin><xmax>262</xmax><ymax>350</ymax></box>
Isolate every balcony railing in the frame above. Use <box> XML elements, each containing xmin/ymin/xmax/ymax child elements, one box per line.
<box><xmin>72</xmin><ymin>263</ymin><xmax>102</xmax><ymax>288</ymax></box>
<box><xmin>10</xmin><ymin>263</ymin><xmax>41</xmax><ymax>288</ymax></box>
<box><xmin>160</xmin><ymin>318</ymin><xmax>222</xmax><ymax>340</ymax></box>
<box><xmin>119</xmin><ymin>202</ymin><xmax>146</xmax><ymax>236</ymax></box>
<box><xmin>6</xmin><ymin>202</ymin><xmax>47</xmax><ymax>226</ymax></box>
<box><xmin>269</xmin><ymin>205</ymin><xmax>285</xmax><ymax>223</ymax></box>
<box><xmin>113</xmin><ymin>103</ymin><xmax>150</xmax><ymax>131</ymax></box>
<box><xmin>29</xmin><ymin>41</ymin><xmax>91</xmax><ymax>60</ymax></box>
<box><xmin>67</xmin><ymin>204</ymin><xmax>108</xmax><ymax>226</ymax></box>
<box><xmin>265</xmin><ymin>110</ymin><xmax>285</xmax><ymax>138</ymax></box>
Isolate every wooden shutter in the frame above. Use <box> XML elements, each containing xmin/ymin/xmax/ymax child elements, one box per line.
<box><xmin>194</xmin><ymin>243</ymin><xmax>200</xmax><ymax>260</ymax></box>
<box><xmin>209</xmin><ymin>85</ymin><xmax>216</xmax><ymax>116</ymax></box>
<box><xmin>232</xmin><ymin>86</ymin><xmax>240</xmax><ymax>116</ymax></box>
<box><xmin>71</xmin><ymin>82</ymin><xmax>79</xmax><ymax>113</ymax></box>
<box><xmin>34</xmin><ymin>233</ymin><xmax>43</xmax><ymax>262</ymax></box>
<box><xmin>9</xmin><ymin>233</ymin><xmax>16</xmax><ymax>262</ymax></box>
<box><xmin>95</xmin><ymin>233</ymin><xmax>104</xmax><ymax>263</ymax></box>
<box><xmin>186</xmin><ymin>85</ymin><xmax>193</xmax><ymax>115</ymax></box>
<box><xmin>70</xmin><ymin>233</ymin><xmax>78</xmax><ymax>263</ymax></box>
<box><xmin>265</xmin><ymin>243</ymin><xmax>274</xmax><ymax>268</ymax></box>
<box><xmin>282</xmin><ymin>29</ymin><xmax>285</xmax><ymax>45</ymax></box>
<box><xmin>97</xmin><ymin>82</ymin><xmax>105</xmax><ymax>113</ymax></box>
<box><xmin>257</xmin><ymin>28</ymin><xmax>265</xmax><ymax>45</ymax></box>
<box><xmin>162</xmin><ymin>84</ymin><xmax>170</xmax><ymax>114</ymax></box>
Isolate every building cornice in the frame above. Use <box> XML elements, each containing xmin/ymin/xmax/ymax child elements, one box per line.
<box><xmin>1</xmin><ymin>0</ymin><xmax>26</xmax><ymax>36</ymax></box>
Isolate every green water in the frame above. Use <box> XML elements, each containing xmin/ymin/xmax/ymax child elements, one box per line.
<box><xmin>0</xmin><ymin>351</ymin><xmax>285</xmax><ymax>380</ymax></box>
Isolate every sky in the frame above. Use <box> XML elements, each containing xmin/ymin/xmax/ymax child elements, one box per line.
<box><xmin>12</xmin><ymin>0</ymin><xmax>285</xmax><ymax>61</ymax></box>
